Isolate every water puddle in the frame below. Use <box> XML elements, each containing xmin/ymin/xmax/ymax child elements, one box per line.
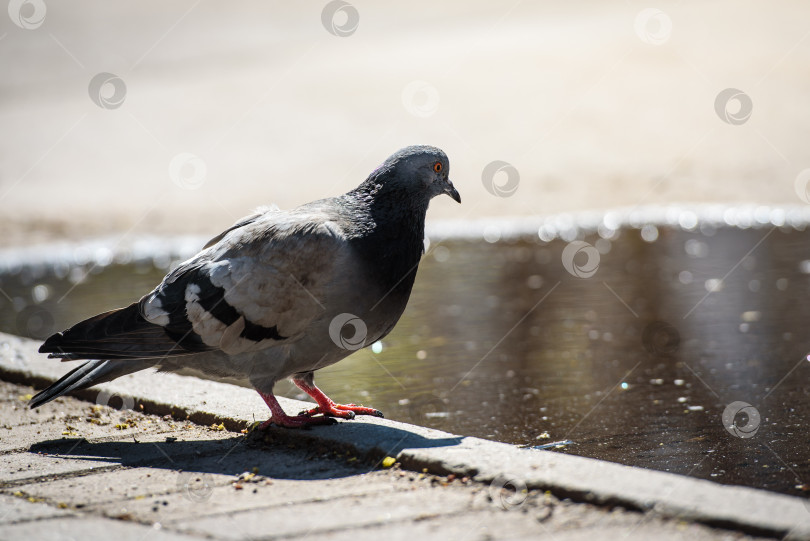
<box><xmin>1</xmin><ymin>214</ymin><xmax>809</xmax><ymax>498</ymax></box>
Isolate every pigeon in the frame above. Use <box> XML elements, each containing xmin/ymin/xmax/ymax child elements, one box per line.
<box><xmin>29</xmin><ymin>145</ymin><xmax>460</xmax><ymax>428</ymax></box>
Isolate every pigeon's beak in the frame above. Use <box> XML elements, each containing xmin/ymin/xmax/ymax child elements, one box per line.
<box><xmin>443</xmin><ymin>180</ymin><xmax>461</xmax><ymax>203</ymax></box>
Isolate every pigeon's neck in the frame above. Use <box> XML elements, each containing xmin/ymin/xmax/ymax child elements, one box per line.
<box><xmin>343</xmin><ymin>184</ymin><xmax>429</xmax><ymax>298</ymax></box>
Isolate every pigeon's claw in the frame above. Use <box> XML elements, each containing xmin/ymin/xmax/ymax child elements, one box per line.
<box><xmin>299</xmin><ymin>403</ymin><xmax>383</xmax><ymax>418</ymax></box>
<box><xmin>334</xmin><ymin>404</ymin><xmax>384</xmax><ymax>418</ymax></box>
<box><xmin>292</xmin><ymin>378</ymin><xmax>385</xmax><ymax>420</ymax></box>
<box><xmin>257</xmin><ymin>390</ymin><xmax>338</xmax><ymax>429</ymax></box>
<box><xmin>299</xmin><ymin>404</ymin><xmax>356</xmax><ymax>419</ymax></box>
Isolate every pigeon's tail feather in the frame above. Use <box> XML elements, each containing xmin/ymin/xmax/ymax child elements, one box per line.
<box><xmin>28</xmin><ymin>359</ymin><xmax>152</xmax><ymax>408</ymax></box>
<box><xmin>39</xmin><ymin>302</ymin><xmax>196</xmax><ymax>361</ymax></box>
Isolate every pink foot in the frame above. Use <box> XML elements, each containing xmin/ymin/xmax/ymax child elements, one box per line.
<box><xmin>293</xmin><ymin>377</ymin><xmax>384</xmax><ymax>419</ymax></box>
<box><xmin>257</xmin><ymin>391</ymin><xmax>338</xmax><ymax>429</ymax></box>
<box><xmin>299</xmin><ymin>402</ymin><xmax>383</xmax><ymax>419</ymax></box>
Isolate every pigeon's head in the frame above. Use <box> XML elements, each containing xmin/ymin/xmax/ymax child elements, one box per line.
<box><xmin>369</xmin><ymin>145</ymin><xmax>461</xmax><ymax>204</ymax></box>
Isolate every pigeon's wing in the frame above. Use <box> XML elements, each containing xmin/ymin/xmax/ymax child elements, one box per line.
<box><xmin>200</xmin><ymin>205</ymin><xmax>279</xmax><ymax>250</ymax></box>
<box><xmin>41</xmin><ymin>209</ymin><xmax>349</xmax><ymax>360</ymax></box>
<box><xmin>141</xmin><ymin>211</ymin><xmax>347</xmax><ymax>356</ymax></box>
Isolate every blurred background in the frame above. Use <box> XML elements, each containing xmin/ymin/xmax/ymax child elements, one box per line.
<box><xmin>2</xmin><ymin>1</ymin><xmax>810</xmax><ymax>498</ymax></box>
<box><xmin>1</xmin><ymin>1</ymin><xmax>810</xmax><ymax>244</ymax></box>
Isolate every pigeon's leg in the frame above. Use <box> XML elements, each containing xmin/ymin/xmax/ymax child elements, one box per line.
<box><xmin>292</xmin><ymin>373</ymin><xmax>384</xmax><ymax>419</ymax></box>
<box><xmin>257</xmin><ymin>391</ymin><xmax>337</xmax><ymax>429</ymax></box>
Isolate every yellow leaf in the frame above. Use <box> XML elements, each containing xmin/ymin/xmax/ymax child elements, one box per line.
<box><xmin>381</xmin><ymin>456</ymin><xmax>396</xmax><ymax>468</ymax></box>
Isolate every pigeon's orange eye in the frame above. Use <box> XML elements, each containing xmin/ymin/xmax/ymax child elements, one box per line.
<box><xmin>433</xmin><ymin>162</ymin><xmax>442</xmax><ymax>173</ymax></box>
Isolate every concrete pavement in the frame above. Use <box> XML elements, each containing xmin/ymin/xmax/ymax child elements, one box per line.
<box><xmin>1</xmin><ymin>332</ymin><xmax>808</xmax><ymax>540</ymax></box>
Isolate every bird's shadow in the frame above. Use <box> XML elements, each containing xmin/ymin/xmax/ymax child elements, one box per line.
<box><xmin>28</xmin><ymin>423</ymin><xmax>464</xmax><ymax>481</ymax></box>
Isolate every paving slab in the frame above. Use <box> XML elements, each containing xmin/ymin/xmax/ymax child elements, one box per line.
<box><xmin>316</xmin><ymin>509</ymin><xmax>756</xmax><ymax>541</ymax></box>
<box><xmin>1</xmin><ymin>332</ymin><xmax>808</xmax><ymax>540</ymax></box>
<box><xmin>1</xmin><ymin>516</ymin><xmax>207</xmax><ymax>541</ymax></box>
<box><xmin>92</xmin><ymin>473</ymin><xmax>398</xmax><ymax>524</ymax></box>
<box><xmin>169</xmin><ymin>478</ymin><xmax>477</xmax><ymax>540</ymax></box>
<box><xmin>0</xmin><ymin>493</ymin><xmax>76</xmax><ymax>524</ymax></box>
<box><xmin>1</xmin><ymin>450</ymin><xmax>119</xmax><ymax>485</ymax></box>
<box><xmin>0</xmin><ymin>380</ymin><xmax>775</xmax><ymax>541</ymax></box>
